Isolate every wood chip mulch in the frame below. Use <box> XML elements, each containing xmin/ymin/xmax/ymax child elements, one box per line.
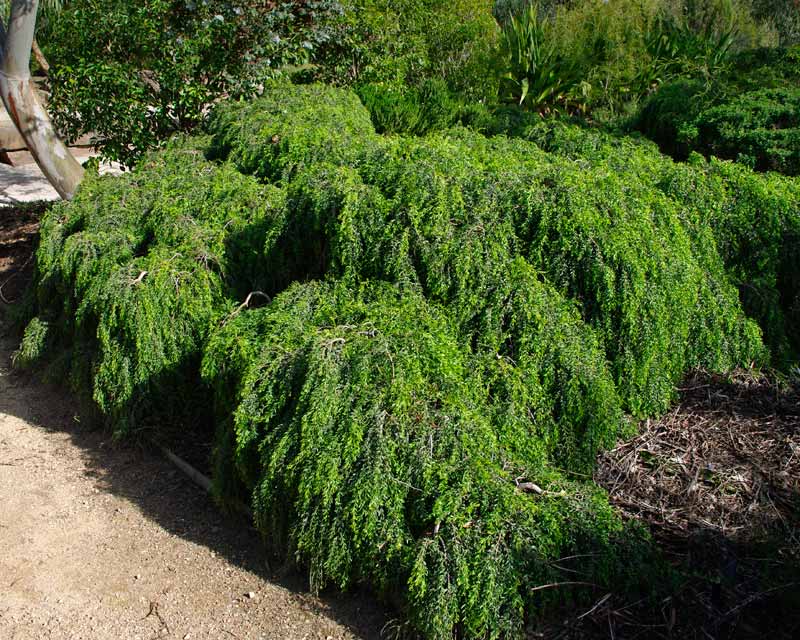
<box><xmin>569</xmin><ymin>370</ymin><xmax>800</xmax><ymax>640</ymax></box>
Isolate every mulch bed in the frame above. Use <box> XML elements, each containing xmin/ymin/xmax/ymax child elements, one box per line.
<box><xmin>0</xmin><ymin>203</ymin><xmax>45</xmax><ymax>305</ymax></box>
<box><xmin>598</xmin><ymin>370</ymin><xmax>799</xmax><ymax>549</ymax></box>
<box><xmin>567</xmin><ymin>371</ymin><xmax>800</xmax><ymax>640</ymax></box>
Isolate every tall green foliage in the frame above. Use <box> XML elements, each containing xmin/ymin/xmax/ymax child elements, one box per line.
<box><xmin>317</xmin><ymin>0</ymin><xmax>500</xmax><ymax>100</ymax></box>
<box><xmin>44</xmin><ymin>0</ymin><xmax>347</xmax><ymax>165</ymax></box>
<box><xmin>494</xmin><ymin>0</ymin><xmax>774</xmax><ymax>117</ymax></box>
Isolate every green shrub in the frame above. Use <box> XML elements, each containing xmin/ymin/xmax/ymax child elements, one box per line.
<box><xmin>689</xmin><ymin>88</ymin><xmax>800</xmax><ymax>175</ymax></box>
<box><xmin>22</xmin><ymin>83</ymin><xmax>795</xmax><ymax>639</ymax></box>
<box><xmin>45</xmin><ymin>0</ymin><xmax>346</xmax><ymax>165</ymax></box>
<box><xmin>317</xmin><ymin>0</ymin><xmax>500</xmax><ymax>101</ymax></box>
<box><xmin>20</xmin><ymin>138</ymin><xmax>285</xmax><ymax>433</ymax></box>
<box><xmin>211</xmin><ymin>85</ymin><xmax>763</xmax><ymax>414</ymax></box>
<box><xmin>492</xmin><ymin>112</ymin><xmax>800</xmax><ymax>362</ymax></box>
<box><xmin>635</xmin><ymin>46</ymin><xmax>800</xmax><ymax>170</ymax></box>
<box><xmin>207</xmin><ymin>82</ymin><xmax>378</xmax><ymax>181</ymax></box>
<box><xmin>202</xmin><ymin>279</ymin><xmax>633</xmax><ymax>639</ymax></box>
<box><xmin>634</xmin><ymin>79</ymin><xmax>709</xmax><ymax>159</ymax></box>
<box><xmin>660</xmin><ymin>158</ymin><xmax>800</xmax><ymax>363</ymax></box>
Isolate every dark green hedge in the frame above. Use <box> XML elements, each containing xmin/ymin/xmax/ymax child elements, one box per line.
<box><xmin>635</xmin><ymin>47</ymin><xmax>800</xmax><ymax>176</ymax></box>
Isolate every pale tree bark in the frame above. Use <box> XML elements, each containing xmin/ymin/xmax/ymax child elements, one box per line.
<box><xmin>0</xmin><ymin>0</ymin><xmax>82</xmax><ymax>199</ymax></box>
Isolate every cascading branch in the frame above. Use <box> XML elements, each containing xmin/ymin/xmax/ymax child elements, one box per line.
<box><xmin>494</xmin><ymin>114</ymin><xmax>800</xmax><ymax>365</ymax></box>
<box><xmin>16</xmin><ymin>137</ymin><xmax>285</xmax><ymax>434</ymax></box>
<box><xmin>16</xmin><ymin>82</ymin><xmax>797</xmax><ymax>639</ymax></box>
<box><xmin>202</xmin><ymin>280</ymin><xmax>631</xmax><ymax>639</ymax></box>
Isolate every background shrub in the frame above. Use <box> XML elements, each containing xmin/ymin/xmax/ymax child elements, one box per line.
<box><xmin>45</xmin><ymin>0</ymin><xmax>347</xmax><ymax>166</ymax></box>
<box><xmin>687</xmin><ymin>88</ymin><xmax>800</xmax><ymax>175</ymax></box>
<box><xmin>635</xmin><ymin>46</ymin><xmax>800</xmax><ymax>172</ymax></box>
<box><xmin>316</xmin><ymin>0</ymin><xmax>500</xmax><ymax>100</ymax></box>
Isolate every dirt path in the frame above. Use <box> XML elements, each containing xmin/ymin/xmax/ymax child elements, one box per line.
<box><xmin>0</xmin><ymin>325</ymin><xmax>386</xmax><ymax>640</ymax></box>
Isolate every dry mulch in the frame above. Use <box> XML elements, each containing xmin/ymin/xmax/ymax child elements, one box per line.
<box><xmin>567</xmin><ymin>371</ymin><xmax>800</xmax><ymax>640</ymax></box>
<box><xmin>0</xmin><ymin>204</ymin><xmax>44</xmax><ymax>305</ymax></box>
<box><xmin>598</xmin><ymin>370</ymin><xmax>799</xmax><ymax>549</ymax></box>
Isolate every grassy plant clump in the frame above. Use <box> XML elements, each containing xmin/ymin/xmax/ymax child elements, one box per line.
<box><xmin>202</xmin><ymin>279</ymin><xmax>638</xmax><ymax>639</ymax></box>
<box><xmin>19</xmin><ymin>138</ymin><xmax>285</xmax><ymax>434</ymax></box>
<box><xmin>355</xmin><ymin>79</ymin><xmax>494</xmax><ymax>136</ymax></box>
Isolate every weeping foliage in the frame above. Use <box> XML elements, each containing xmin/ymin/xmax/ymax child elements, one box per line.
<box><xmin>202</xmin><ymin>280</ymin><xmax>632</xmax><ymax>640</ymax></box>
<box><xmin>207</xmin><ymin>81</ymin><xmax>377</xmax><ymax>181</ymax></box>
<box><xmin>16</xmin><ymin>83</ymin><xmax>796</xmax><ymax>640</ymax></box>
<box><xmin>492</xmin><ymin>114</ymin><xmax>800</xmax><ymax>363</ymax></box>
<box><xmin>18</xmin><ymin>138</ymin><xmax>285</xmax><ymax>434</ymax></box>
<box><xmin>211</xmin><ymin>85</ymin><xmax>763</xmax><ymax>415</ymax></box>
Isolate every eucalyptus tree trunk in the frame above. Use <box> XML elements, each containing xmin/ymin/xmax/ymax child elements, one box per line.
<box><xmin>0</xmin><ymin>0</ymin><xmax>83</xmax><ymax>199</ymax></box>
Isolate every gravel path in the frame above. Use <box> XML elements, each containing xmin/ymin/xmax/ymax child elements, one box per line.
<box><xmin>0</xmin><ymin>325</ymin><xmax>386</xmax><ymax>640</ymax></box>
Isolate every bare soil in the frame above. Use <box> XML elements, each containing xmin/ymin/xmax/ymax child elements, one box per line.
<box><xmin>0</xmin><ymin>207</ymin><xmax>387</xmax><ymax>640</ymax></box>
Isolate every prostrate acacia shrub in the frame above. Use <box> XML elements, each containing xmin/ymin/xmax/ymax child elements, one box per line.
<box><xmin>492</xmin><ymin>114</ymin><xmax>800</xmax><ymax>362</ymax></box>
<box><xmin>207</xmin><ymin>82</ymin><xmax>378</xmax><ymax>181</ymax></box>
<box><xmin>209</xmin><ymin>84</ymin><xmax>762</xmax><ymax>415</ymax></box>
<box><xmin>202</xmin><ymin>280</ymin><xmax>629</xmax><ymax>639</ymax></box>
<box><xmin>17</xmin><ymin>138</ymin><xmax>285</xmax><ymax>433</ymax></box>
<box><xmin>18</xmin><ymin>82</ymin><xmax>791</xmax><ymax>639</ymax></box>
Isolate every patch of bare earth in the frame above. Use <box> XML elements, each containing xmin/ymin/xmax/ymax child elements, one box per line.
<box><xmin>0</xmin><ymin>203</ymin><xmax>43</xmax><ymax>304</ymax></box>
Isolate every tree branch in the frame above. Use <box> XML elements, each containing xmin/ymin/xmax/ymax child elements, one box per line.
<box><xmin>0</xmin><ymin>0</ymin><xmax>84</xmax><ymax>199</ymax></box>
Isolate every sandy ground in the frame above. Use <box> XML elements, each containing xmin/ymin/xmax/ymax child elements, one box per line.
<box><xmin>0</xmin><ymin>149</ymin><xmax>122</xmax><ymax>206</ymax></box>
<box><xmin>0</xmin><ymin>325</ymin><xmax>386</xmax><ymax>640</ymax></box>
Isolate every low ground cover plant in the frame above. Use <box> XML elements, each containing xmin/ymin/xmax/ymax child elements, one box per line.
<box><xmin>16</xmin><ymin>83</ymin><xmax>800</xmax><ymax>638</ymax></box>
